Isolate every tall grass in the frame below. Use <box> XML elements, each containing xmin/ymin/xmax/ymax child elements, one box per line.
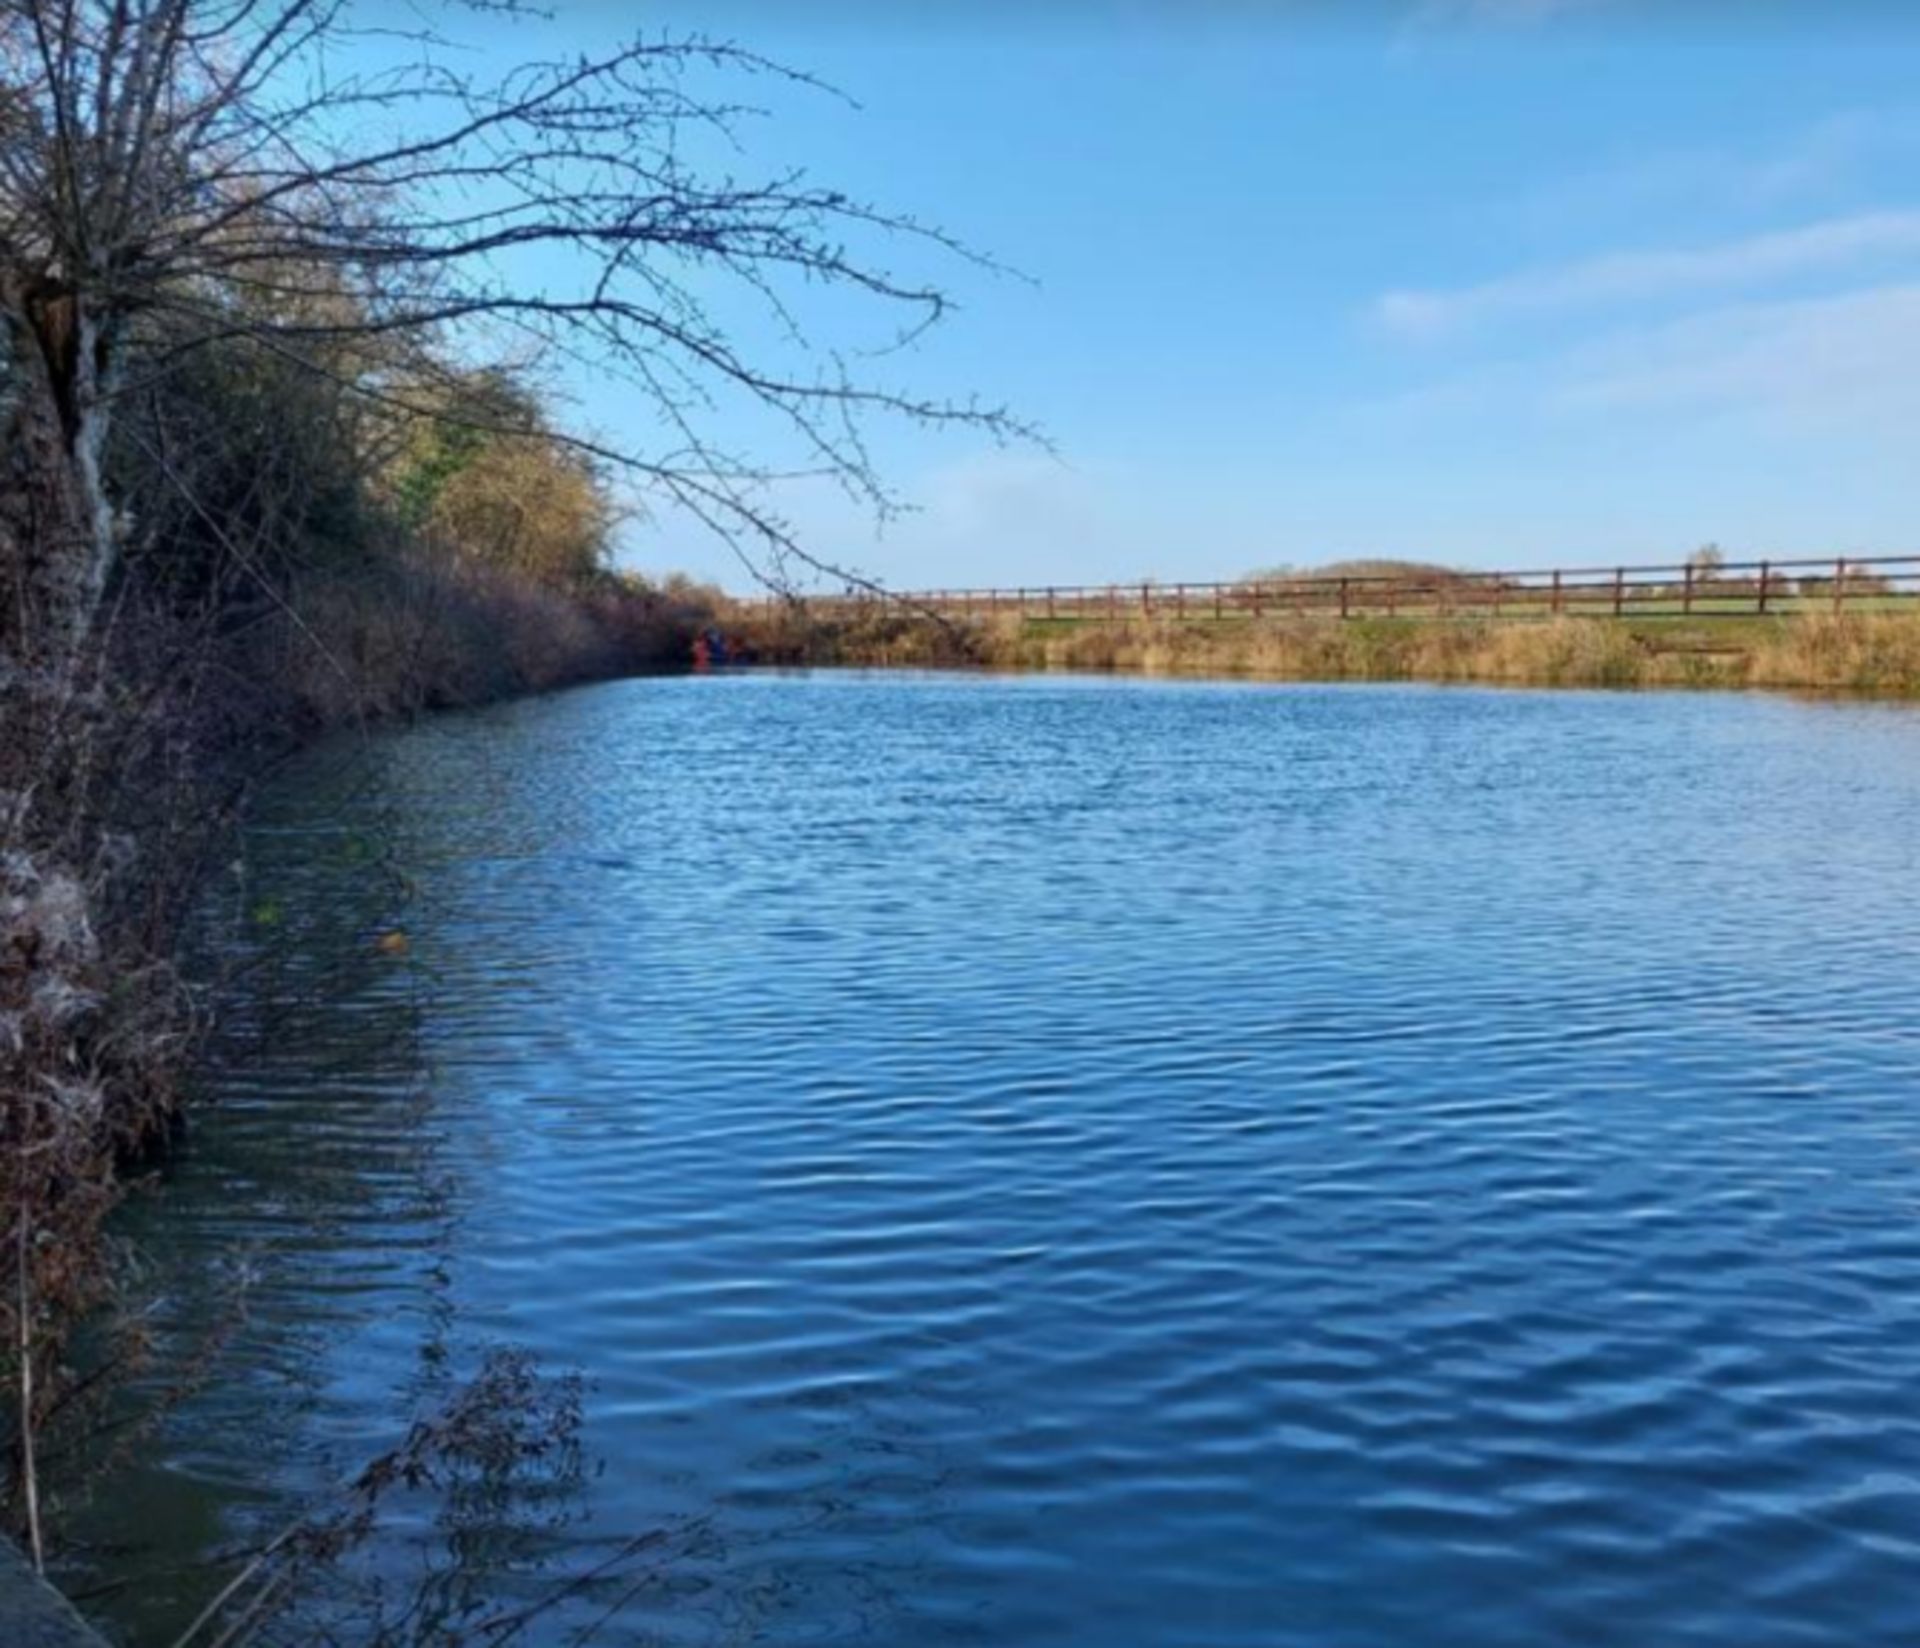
<box><xmin>740</xmin><ymin>608</ymin><xmax>1920</xmax><ymax>694</ymax></box>
<box><xmin>1744</xmin><ymin>613</ymin><xmax>1920</xmax><ymax>693</ymax></box>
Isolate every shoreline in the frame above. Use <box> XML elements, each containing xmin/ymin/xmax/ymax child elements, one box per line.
<box><xmin>3</xmin><ymin>634</ymin><xmax>706</xmax><ymax>1636</ymax></box>
<box><xmin>728</xmin><ymin>610</ymin><xmax>1920</xmax><ymax>698</ymax></box>
<box><xmin>755</xmin><ymin>658</ymin><xmax>1920</xmax><ymax>701</ymax></box>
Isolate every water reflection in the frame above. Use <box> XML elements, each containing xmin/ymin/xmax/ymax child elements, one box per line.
<box><xmin>59</xmin><ymin>674</ymin><xmax>1920</xmax><ymax>1646</ymax></box>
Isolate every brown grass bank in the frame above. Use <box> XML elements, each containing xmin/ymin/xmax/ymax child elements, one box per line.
<box><xmin>734</xmin><ymin>608</ymin><xmax>1920</xmax><ymax>695</ymax></box>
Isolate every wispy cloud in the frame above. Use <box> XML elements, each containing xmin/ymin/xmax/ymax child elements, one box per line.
<box><xmin>1374</xmin><ymin>209</ymin><xmax>1920</xmax><ymax>337</ymax></box>
<box><xmin>734</xmin><ymin>450</ymin><xmax>1140</xmax><ymax>591</ymax></box>
<box><xmin>1391</xmin><ymin>0</ymin><xmax>1615</xmax><ymax>57</ymax></box>
<box><xmin>1407</xmin><ymin>0</ymin><xmax>1610</xmax><ymax>30</ymax></box>
<box><xmin>1376</xmin><ymin>282</ymin><xmax>1920</xmax><ymax>430</ymax></box>
<box><xmin>1730</xmin><ymin>108</ymin><xmax>1920</xmax><ymax>205</ymax></box>
<box><xmin>1504</xmin><ymin>108</ymin><xmax>1920</xmax><ymax>234</ymax></box>
<box><xmin>1449</xmin><ymin>0</ymin><xmax>1601</xmax><ymax>17</ymax></box>
<box><xmin>1549</xmin><ymin>282</ymin><xmax>1920</xmax><ymax>418</ymax></box>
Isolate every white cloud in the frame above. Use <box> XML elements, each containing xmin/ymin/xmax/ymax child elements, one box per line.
<box><xmin>1549</xmin><ymin>282</ymin><xmax>1920</xmax><ymax>418</ymax></box>
<box><xmin>1375</xmin><ymin>209</ymin><xmax>1920</xmax><ymax>337</ymax></box>
<box><xmin>1375</xmin><ymin>282</ymin><xmax>1920</xmax><ymax>431</ymax></box>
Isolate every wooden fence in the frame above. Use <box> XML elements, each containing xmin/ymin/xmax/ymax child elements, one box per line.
<box><xmin>757</xmin><ymin>554</ymin><xmax>1920</xmax><ymax>625</ymax></box>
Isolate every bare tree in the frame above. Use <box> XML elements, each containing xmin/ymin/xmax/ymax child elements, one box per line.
<box><xmin>0</xmin><ymin>0</ymin><xmax>1020</xmax><ymax>1551</ymax></box>
<box><xmin>1687</xmin><ymin>543</ymin><xmax>1726</xmax><ymax>577</ymax></box>
<box><xmin>0</xmin><ymin>0</ymin><xmax>1019</xmax><ymax>687</ymax></box>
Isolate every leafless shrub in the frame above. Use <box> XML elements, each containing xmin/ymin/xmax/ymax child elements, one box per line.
<box><xmin>162</xmin><ymin>1347</ymin><xmax>699</xmax><ymax>1648</ymax></box>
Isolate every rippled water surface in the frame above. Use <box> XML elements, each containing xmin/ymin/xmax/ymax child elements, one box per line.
<box><xmin>69</xmin><ymin>673</ymin><xmax>1920</xmax><ymax>1645</ymax></box>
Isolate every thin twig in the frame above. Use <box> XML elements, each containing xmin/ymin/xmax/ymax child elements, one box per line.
<box><xmin>15</xmin><ymin>1211</ymin><xmax>44</xmax><ymax>1574</ymax></box>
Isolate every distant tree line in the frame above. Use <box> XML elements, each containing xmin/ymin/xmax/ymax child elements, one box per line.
<box><xmin>1242</xmin><ymin>551</ymin><xmax>1888</xmax><ymax>600</ymax></box>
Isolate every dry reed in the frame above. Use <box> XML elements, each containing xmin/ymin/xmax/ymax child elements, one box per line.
<box><xmin>741</xmin><ymin>608</ymin><xmax>1920</xmax><ymax>695</ymax></box>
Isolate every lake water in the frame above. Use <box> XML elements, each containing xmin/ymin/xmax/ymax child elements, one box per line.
<box><xmin>66</xmin><ymin>672</ymin><xmax>1920</xmax><ymax>1645</ymax></box>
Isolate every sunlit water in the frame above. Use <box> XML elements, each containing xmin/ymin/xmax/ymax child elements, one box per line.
<box><xmin>63</xmin><ymin>672</ymin><xmax>1920</xmax><ymax>1645</ymax></box>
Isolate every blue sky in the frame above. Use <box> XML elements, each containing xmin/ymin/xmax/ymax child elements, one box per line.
<box><xmin>461</xmin><ymin>3</ymin><xmax>1920</xmax><ymax>589</ymax></box>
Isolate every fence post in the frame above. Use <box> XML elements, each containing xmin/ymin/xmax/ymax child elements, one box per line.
<box><xmin>1047</xmin><ymin>586</ymin><xmax>1057</xmax><ymax>620</ymax></box>
<box><xmin>1214</xmin><ymin>584</ymin><xmax>1224</xmax><ymax>620</ymax></box>
<box><xmin>1140</xmin><ymin>581</ymin><xmax>1152</xmax><ymax>619</ymax></box>
<box><xmin>1339</xmin><ymin>577</ymin><xmax>1351</xmax><ymax>620</ymax></box>
<box><xmin>1757</xmin><ymin>560</ymin><xmax>1771</xmax><ymax>616</ymax></box>
<box><xmin>1551</xmin><ymin>569</ymin><xmax>1563</xmax><ymax>616</ymax></box>
<box><xmin>1612</xmin><ymin>567</ymin><xmax>1625</xmax><ymax>618</ymax></box>
<box><xmin>1251</xmin><ymin>581</ymin><xmax>1263</xmax><ymax>619</ymax></box>
<box><xmin>1175</xmin><ymin>583</ymin><xmax>1186</xmax><ymax>619</ymax></box>
<box><xmin>1682</xmin><ymin>563</ymin><xmax>1693</xmax><ymax>616</ymax></box>
<box><xmin>1834</xmin><ymin>556</ymin><xmax>1847</xmax><ymax>616</ymax></box>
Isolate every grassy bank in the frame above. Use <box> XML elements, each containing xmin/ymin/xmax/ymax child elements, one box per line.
<box><xmin>736</xmin><ymin>607</ymin><xmax>1920</xmax><ymax>694</ymax></box>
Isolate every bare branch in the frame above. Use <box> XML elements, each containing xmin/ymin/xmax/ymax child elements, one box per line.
<box><xmin>2</xmin><ymin>0</ymin><xmax>1024</xmax><ymax>668</ymax></box>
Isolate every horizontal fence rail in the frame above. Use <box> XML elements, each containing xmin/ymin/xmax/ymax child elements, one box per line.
<box><xmin>754</xmin><ymin>555</ymin><xmax>1920</xmax><ymax>625</ymax></box>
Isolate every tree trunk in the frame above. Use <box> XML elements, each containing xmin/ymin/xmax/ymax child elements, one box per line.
<box><xmin>0</xmin><ymin>296</ymin><xmax>121</xmax><ymax>687</ymax></box>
